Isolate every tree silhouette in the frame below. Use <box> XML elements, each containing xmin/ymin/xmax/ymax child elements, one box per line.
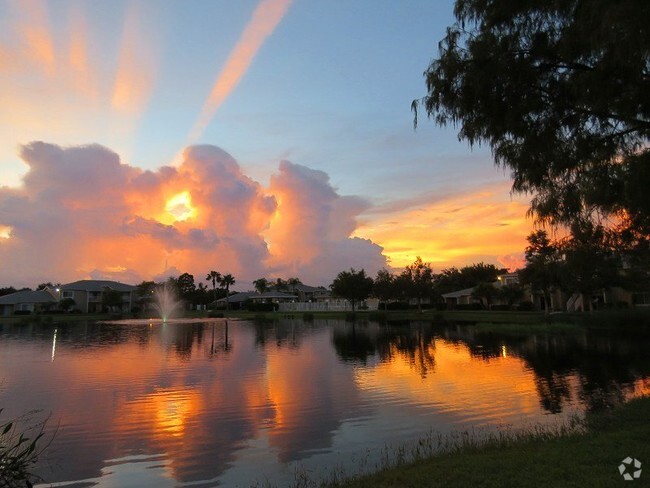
<box><xmin>220</xmin><ymin>274</ymin><xmax>236</xmax><ymax>310</ymax></box>
<box><xmin>206</xmin><ymin>271</ymin><xmax>221</xmax><ymax>303</ymax></box>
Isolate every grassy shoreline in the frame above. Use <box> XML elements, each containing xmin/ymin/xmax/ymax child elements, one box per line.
<box><xmin>2</xmin><ymin>308</ymin><xmax>649</xmax><ymax>330</ymax></box>
<box><xmin>335</xmin><ymin>395</ymin><xmax>650</xmax><ymax>488</ymax></box>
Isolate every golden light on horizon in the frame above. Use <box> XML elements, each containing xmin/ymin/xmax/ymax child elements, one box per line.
<box><xmin>0</xmin><ymin>225</ymin><xmax>12</xmax><ymax>239</ymax></box>
<box><xmin>354</xmin><ymin>184</ymin><xmax>533</xmax><ymax>269</ymax></box>
<box><xmin>165</xmin><ymin>191</ymin><xmax>197</xmax><ymax>222</ymax></box>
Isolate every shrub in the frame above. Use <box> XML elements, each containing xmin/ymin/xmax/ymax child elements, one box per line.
<box><xmin>386</xmin><ymin>301</ymin><xmax>410</xmax><ymax>311</ymax></box>
<box><xmin>455</xmin><ymin>303</ymin><xmax>484</xmax><ymax>311</ymax></box>
<box><xmin>517</xmin><ymin>301</ymin><xmax>535</xmax><ymax>311</ymax></box>
<box><xmin>13</xmin><ymin>310</ymin><xmax>31</xmax><ymax>316</ymax></box>
<box><xmin>246</xmin><ymin>302</ymin><xmax>278</xmax><ymax>312</ymax></box>
<box><xmin>0</xmin><ymin>409</ymin><xmax>48</xmax><ymax>487</ymax></box>
<box><xmin>208</xmin><ymin>311</ymin><xmax>224</xmax><ymax>318</ymax></box>
<box><xmin>490</xmin><ymin>304</ymin><xmax>512</xmax><ymax>311</ymax></box>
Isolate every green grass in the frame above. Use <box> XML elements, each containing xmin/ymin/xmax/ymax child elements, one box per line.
<box><xmin>336</xmin><ymin>395</ymin><xmax>650</xmax><ymax>488</ymax></box>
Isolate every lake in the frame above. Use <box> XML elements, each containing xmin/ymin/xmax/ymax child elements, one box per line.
<box><xmin>1</xmin><ymin>318</ymin><xmax>649</xmax><ymax>487</ymax></box>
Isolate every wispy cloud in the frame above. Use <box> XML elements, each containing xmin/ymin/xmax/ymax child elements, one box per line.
<box><xmin>111</xmin><ymin>2</ymin><xmax>158</xmax><ymax>116</ymax></box>
<box><xmin>186</xmin><ymin>0</ymin><xmax>294</xmax><ymax>144</ymax></box>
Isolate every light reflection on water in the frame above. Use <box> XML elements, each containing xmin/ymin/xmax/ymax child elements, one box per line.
<box><xmin>0</xmin><ymin>318</ymin><xmax>648</xmax><ymax>487</ymax></box>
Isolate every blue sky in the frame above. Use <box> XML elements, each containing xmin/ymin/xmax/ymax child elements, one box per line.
<box><xmin>0</xmin><ymin>0</ymin><xmax>532</xmax><ymax>287</ymax></box>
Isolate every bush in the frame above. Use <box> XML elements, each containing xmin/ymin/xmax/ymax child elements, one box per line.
<box><xmin>246</xmin><ymin>302</ymin><xmax>278</xmax><ymax>312</ymax></box>
<box><xmin>490</xmin><ymin>304</ymin><xmax>512</xmax><ymax>311</ymax></box>
<box><xmin>434</xmin><ymin>302</ymin><xmax>448</xmax><ymax>311</ymax></box>
<box><xmin>455</xmin><ymin>303</ymin><xmax>484</xmax><ymax>311</ymax></box>
<box><xmin>13</xmin><ymin>310</ymin><xmax>31</xmax><ymax>316</ymax></box>
<box><xmin>0</xmin><ymin>409</ymin><xmax>47</xmax><ymax>487</ymax></box>
<box><xmin>517</xmin><ymin>301</ymin><xmax>535</xmax><ymax>311</ymax></box>
<box><xmin>208</xmin><ymin>311</ymin><xmax>224</xmax><ymax>318</ymax></box>
<box><xmin>386</xmin><ymin>301</ymin><xmax>410</xmax><ymax>311</ymax></box>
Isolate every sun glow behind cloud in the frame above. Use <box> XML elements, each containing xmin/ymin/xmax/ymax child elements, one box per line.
<box><xmin>0</xmin><ymin>142</ymin><xmax>387</xmax><ymax>287</ymax></box>
<box><xmin>164</xmin><ymin>191</ymin><xmax>197</xmax><ymax>223</ymax></box>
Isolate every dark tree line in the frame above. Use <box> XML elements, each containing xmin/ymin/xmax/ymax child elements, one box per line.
<box><xmin>330</xmin><ymin>259</ymin><xmax>513</xmax><ymax>310</ymax></box>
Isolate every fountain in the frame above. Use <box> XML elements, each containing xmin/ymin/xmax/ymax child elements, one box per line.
<box><xmin>98</xmin><ymin>284</ymin><xmax>227</xmax><ymax>326</ymax></box>
<box><xmin>152</xmin><ymin>284</ymin><xmax>182</xmax><ymax>322</ymax></box>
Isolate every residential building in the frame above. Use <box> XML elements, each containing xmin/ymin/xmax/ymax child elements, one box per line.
<box><xmin>0</xmin><ymin>289</ymin><xmax>59</xmax><ymax>316</ymax></box>
<box><xmin>59</xmin><ymin>280</ymin><xmax>136</xmax><ymax>313</ymax></box>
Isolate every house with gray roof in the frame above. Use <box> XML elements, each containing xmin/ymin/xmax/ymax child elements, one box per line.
<box><xmin>0</xmin><ymin>289</ymin><xmax>59</xmax><ymax>316</ymax></box>
<box><xmin>60</xmin><ymin>280</ymin><xmax>136</xmax><ymax>313</ymax></box>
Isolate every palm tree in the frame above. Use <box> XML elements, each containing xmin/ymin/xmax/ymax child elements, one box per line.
<box><xmin>274</xmin><ymin>278</ymin><xmax>288</xmax><ymax>292</ymax></box>
<box><xmin>220</xmin><ymin>274</ymin><xmax>236</xmax><ymax>310</ymax></box>
<box><xmin>253</xmin><ymin>278</ymin><xmax>269</xmax><ymax>294</ymax></box>
<box><xmin>206</xmin><ymin>270</ymin><xmax>221</xmax><ymax>303</ymax></box>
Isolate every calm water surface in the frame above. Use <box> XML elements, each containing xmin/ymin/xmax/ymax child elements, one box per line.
<box><xmin>1</xmin><ymin>318</ymin><xmax>649</xmax><ymax>487</ymax></box>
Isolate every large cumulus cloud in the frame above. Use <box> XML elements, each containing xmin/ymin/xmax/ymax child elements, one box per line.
<box><xmin>0</xmin><ymin>142</ymin><xmax>387</xmax><ymax>287</ymax></box>
<box><xmin>264</xmin><ymin>161</ymin><xmax>386</xmax><ymax>283</ymax></box>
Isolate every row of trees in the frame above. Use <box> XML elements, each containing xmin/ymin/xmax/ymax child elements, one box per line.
<box><xmin>331</xmin><ymin>226</ymin><xmax>649</xmax><ymax>312</ymax></box>
<box><xmin>520</xmin><ymin>226</ymin><xmax>649</xmax><ymax>312</ymax></box>
<box><xmin>252</xmin><ymin>277</ymin><xmax>303</xmax><ymax>294</ymax></box>
<box><xmin>135</xmin><ymin>270</ymin><xmax>237</xmax><ymax>311</ymax></box>
<box><xmin>330</xmin><ymin>259</ymin><xmax>514</xmax><ymax>312</ymax></box>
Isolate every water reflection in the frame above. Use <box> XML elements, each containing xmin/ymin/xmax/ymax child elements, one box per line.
<box><xmin>0</xmin><ymin>318</ymin><xmax>648</xmax><ymax>487</ymax></box>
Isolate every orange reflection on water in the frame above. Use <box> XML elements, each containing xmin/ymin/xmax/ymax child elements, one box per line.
<box><xmin>355</xmin><ymin>339</ymin><xmax>542</xmax><ymax>422</ymax></box>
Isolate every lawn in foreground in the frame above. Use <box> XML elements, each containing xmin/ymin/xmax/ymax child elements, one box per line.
<box><xmin>338</xmin><ymin>395</ymin><xmax>650</xmax><ymax>488</ymax></box>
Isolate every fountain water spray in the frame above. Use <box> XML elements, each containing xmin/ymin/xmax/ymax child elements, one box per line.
<box><xmin>153</xmin><ymin>284</ymin><xmax>182</xmax><ymax>322</ymax></box>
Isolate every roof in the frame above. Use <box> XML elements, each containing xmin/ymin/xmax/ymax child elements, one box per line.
<box><xmin>441</xmin><ymin>287</ymin><xmax>476</xmax><ymax>299</ymax></box>
<box><xmin>293</xmin><ymin>284</ymin><xmax>328</xmax><ymax>293</ymax></box>
<box><xmin>216</xmin><ymin>291</ymin><xmax>256</xmax><ymax>303</ymax></box>
<box><xmin>0</xmin><ymin>290</ymin><xmax>58</xmax><ymax>305</ymax></box>
<box><xmin>60</xmin><ymin>280</ymin><xmax>136</xmax><ymax>292</ymax></box>
<box><xmin>217</xmin><ymin>291</ymin><xmax>298</xmax><ymax>303</ymax></box>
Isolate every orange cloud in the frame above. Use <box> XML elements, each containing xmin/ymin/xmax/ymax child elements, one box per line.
<box><xmin>0</xmin><ymin>142</ymin><xmax>385</xmax><ymax>288</ymax></box>
<box><xmin>187</xmin><ymin>0</ymin><xmax>294</xmax><ymax>143</ymax></box>
<box><xmin>354</xmin><ymin>183</ymin><xmax>534</xmax><ymax>270</ymax></box>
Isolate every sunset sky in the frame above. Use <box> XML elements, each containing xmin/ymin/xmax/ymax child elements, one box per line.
<box><xmin>0</xmin><ymin>0</ymin><xmax>532</xmax><ymax>289</ymax></box>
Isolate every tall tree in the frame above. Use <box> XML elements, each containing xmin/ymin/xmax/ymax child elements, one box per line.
<box><xmin>206</xmin><ymin>271</ymin><xmax>221</xmax><ymax>303</ymax></box>
<box><xmin>287</xmin><ymin>277</ymin><xmax>302</xmax><ymax>293</ymax></box>
<box><xmin>102</xmin><ymin>289</ymin><xmax>124</xmax><ymax>312</ymax></box>
<box><xmin>400</xmin><ymin>257</ymin><xmax>436</xmax><ymax>312</ymax></box>
<box><xmin>220</xmin><ymin>274</ymin><xmax>236</xmax><ymax>310</ymax></box>
<box><xmin>414</xmin><ymin>0</ymin><xmax>650</xmax><ymax>246</ymax></box>
<box><xmin>560</xmin><ymin>222</ymin><xmax>621</xmax><ymax>311</ymax></box>
<box><xmin>498</xmin><ymin>283</ymin><xmax>525</xmax><ymax>308</ymax></box>
<box><xmin>253</xmin><ymin>278</ymin><xmax>270</xmax><ymax>294</ymax></box>
<box><xmin>273</xmin><ymin>278</ymin><xmax>288</xmax><ymax>292</ymax></box>
<box><xmin>330</xmin><ymin>268</ymin><xmax>374</xmax><ymax>313</ymax></box>
<box><xmin>471</xmin><ymin>282</ymin><xmax>498</xmax><ymax>310</ymax></box>
<box><xmin>373</xmin><ymin>268</ymin><xmax>395</xmax><ymax>310</ymax></box>
<box><xmin>519</xmin><ymin>230</ymin><xmax>563</xmax><ymax>313</ymax></box>
<box><xmin>177</xmin><ymin>273</ymin><xmax>196</xmax><ymax>303</ymax></box>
